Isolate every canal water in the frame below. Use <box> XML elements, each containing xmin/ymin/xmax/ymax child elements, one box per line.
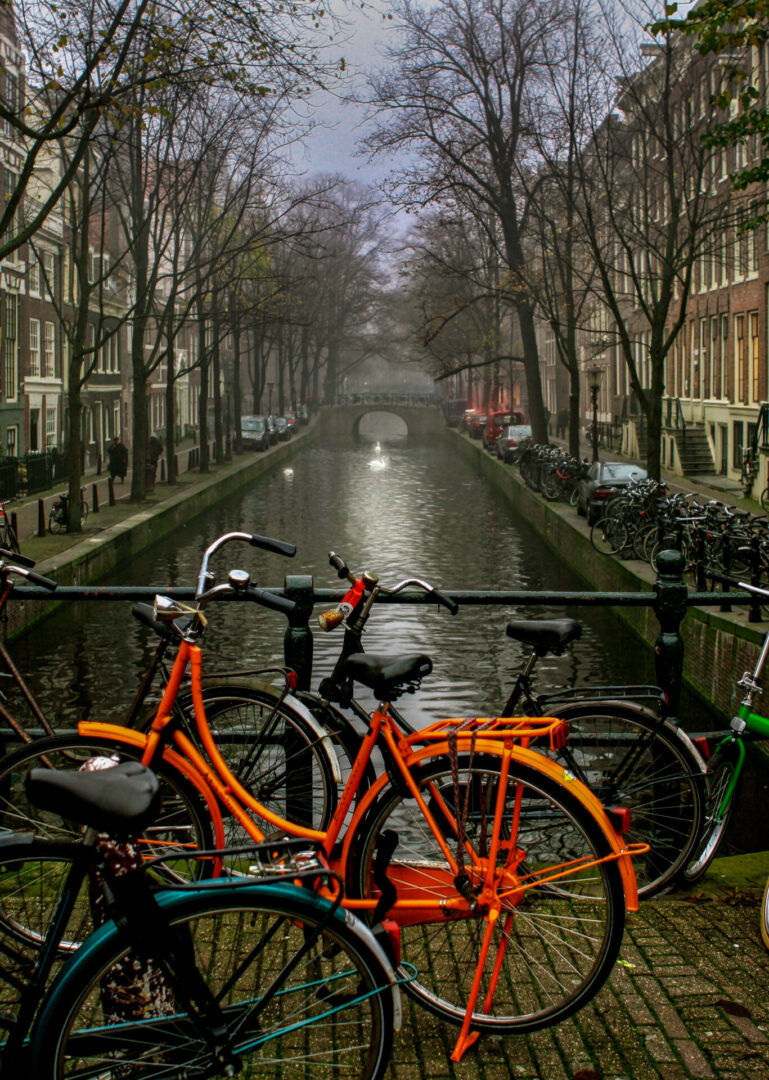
<box><xmin>8</xmin><ymin>415</ymin><xmax>767</xmax><ymax>855</ymax></box>
<box><xmin>9</xmin><ymin>425</ymin><xmax>661</xmax><ymax>732</ymax></box>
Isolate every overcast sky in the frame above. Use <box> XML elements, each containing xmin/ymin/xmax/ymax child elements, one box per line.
<box><xmin>289</xmin><ymin>1</ymin><xmax>397</xmax><ymax>186</ymax></box>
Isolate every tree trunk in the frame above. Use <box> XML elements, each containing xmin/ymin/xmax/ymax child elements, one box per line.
<box><xmin>213</xmin><ymin>315</ymin><xmax>223</xmax><ymax>465</ymax></box>
<box><xmin>232</xmin><ymin>319</ymin><xmax>242</xmax><ymax>454</ymax></box>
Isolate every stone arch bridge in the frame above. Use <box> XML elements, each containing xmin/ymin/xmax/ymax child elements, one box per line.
<box><xmin>319</xmin><ymin>402</ymin><xmax>444</xmax><ymax>442</ymax></box>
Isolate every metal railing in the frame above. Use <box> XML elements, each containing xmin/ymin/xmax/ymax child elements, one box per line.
<box><xmin>9</xmin><ymin>550</ymin><xmax>755</xmax><ymax>719</ymax></box>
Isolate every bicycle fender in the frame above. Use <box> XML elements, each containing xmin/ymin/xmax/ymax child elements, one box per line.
<box><xmin>200</xmin><ymin>680</ymin><xmax>343</xmax><ymax>785</ymax></box>
<box><xmin>340</xmin><ymin>738</ymin><xmax>640</xmax><ymax>913</ymax></box>
<box><xmin>78</xmin><ymin>721</ymin><xmax>226</xmax><ymax>849</ymax></box>
<box><xmin>553</xmin><ymin>698</ymin><xmax>708</xmax><ymax>775</ymax></box>
<box><xmin>30</xmin><ymin>882</ymin><xmax>402</xmax><ymax>1061</ymax></box>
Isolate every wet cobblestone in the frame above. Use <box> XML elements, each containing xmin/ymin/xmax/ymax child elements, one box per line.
<box><xmin>391</xmin><ymin>896</ymin><xmax>769</xmax><ymax>1079</ymax></box>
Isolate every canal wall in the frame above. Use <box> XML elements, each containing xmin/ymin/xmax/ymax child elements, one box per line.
<box><xmin>449</xmin><ymin>429</ymin><xmax>763</xmax><ymax>722</ymax></box>
<box><xmin>5</xmin><ymin>425</ymin><xmax>319</xmax><ymax>638</ymax></box>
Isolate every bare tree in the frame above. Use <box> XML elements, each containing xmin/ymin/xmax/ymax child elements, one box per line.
<box><xmin>365</xmin><ymin>0</ymin><xmax>571</xmax><ymax>444</ymax></box>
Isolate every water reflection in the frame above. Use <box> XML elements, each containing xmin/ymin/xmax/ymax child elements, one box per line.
<box><xmin>10</xmin><ymin>437</ymin><xmax>659</xmax><ymax>731</ymax></box>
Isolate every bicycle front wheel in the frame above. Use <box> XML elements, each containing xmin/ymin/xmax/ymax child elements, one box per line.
<box><xmin>591</xmin><ymin>517</ymin><xmax>628</xmax><ymax>555</ymax></box>
<box><xmin>152</xmin><ymin>684</ymin><xmax>340</xmax><ymax>846</ymax></box>
<box><xmin>680</xmin><ymin>744</ymin><xmax>739</xmax><ymax>885</ymax></box>
<box><xmin>0</xmin><ymin>735</ymin><xmax>213</xmax><ymax>885</ymax></box>
<box><xmin>347</xmin><ymin>752</ymin><xmax>625</xmax><ymax>1034</ymax></box>
<box><xmin>31</xmin><ymin>885</ymin><xmax>394</xmax><ymax>1080</ymax></box>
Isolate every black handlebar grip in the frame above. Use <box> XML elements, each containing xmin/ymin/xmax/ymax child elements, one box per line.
<box><xmin>25</xmin><ymin>570</ymin><xmax>58</xmax><ymax>591</ymax></box>
<box><xmin>0</xmin><ymin>548</ymin><xmax>35</xmax><ymax>568</ymax></box>
<box><xmin>248</xmin><ymin>534</ymin><xmax>296</xmax><ymax>558</ymax></box>
<box><xmin>432</xmin><ymin>589</ymin><xmax>459</xmax><ymax>615</ymax></box>
<box><xmin>328</xmin><ymin>551</ymin><xmax>349</xmax><ymax>579</ymax></box>
<box><xmin>247</xmin><ymin>587</ymin><xmax>297</xmax><ymax>615</ymax></box>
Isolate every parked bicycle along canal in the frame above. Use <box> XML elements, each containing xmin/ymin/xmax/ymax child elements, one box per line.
<box><xmin>10</xmin><ymin>415</ymin><xmax>766</xmax><ymax>854</ymax></box>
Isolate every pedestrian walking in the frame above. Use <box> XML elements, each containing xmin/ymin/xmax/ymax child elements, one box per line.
<box><xmin>108</xmin><ymin>436</ymin><xmax>128</xmax><ymax>483</ymax></box>
<box><xmin>556</xmin><ymin>409</ymin><xmax>568</xmax><ymax>440</ymax></box>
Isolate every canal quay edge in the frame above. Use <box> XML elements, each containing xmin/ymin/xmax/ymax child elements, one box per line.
<box><xmin>449</xmin><ymin>427</ymin><xmax>765</xmax><ymax>728</ymax></box>
<box><xmin>1</xmin><ymin>420</ymin><xmax>319</xmax><ymax>639</ymax></box>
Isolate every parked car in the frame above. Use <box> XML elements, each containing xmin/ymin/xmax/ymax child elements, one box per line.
<box><xmin>576</xmin><ymin>461</ymin><xmax>648</xmax><ymax>525</ymax></box>
<box><xmin>274</xmin><ymin>416</ymin><xmax>292</xmax><ymax>441</ymax></box>
<box><xmin>240</xmin><ymin>415</ymin><xmax>270</xmax><ymax>451</ymax></box>
<box><xmin>461</xmin><ymin>408</ymin><xmax>479</xmax><ymax>432</ymax></box>
<box><xmin>469</xmin><ymin>413</ymin><xmax>488</xmax><ymax>439</ymax></box>
<box><xmin>297</xmin><ymin>404</ymin><xmax>309</xmax><ymax>424</ymax></box>
<box><xmin>284</xmin><ymin>410</ymin><xmax>298</xmax><ymax>431</ymax></box>
<box><xmin>483</xmin><ymin>410</ymin><xmax>526</xmax><ymax>450</ymax></box>
<box><xmin>496</xmin><ymin>424</ymin><xmax>533</xmax><ymax>463</ymax></box>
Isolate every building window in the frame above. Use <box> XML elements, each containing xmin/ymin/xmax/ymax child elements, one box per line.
<box><xmin>43</xmin><ymin>250</ymin><xmax>55</xmax><ymax>299</ymax></box>
<box><xmin>43</xmin><ymin>321</ymin><xmax>55</xmax><ymax>379</ymax></box>
<box><xmin>29</xmin><ymin>408</ymin><xmax>39</xmax><ymax>452</ymax></box>
<box><xmin>751</xmin><ymin>310</ymin><xmax>761</xmax><ymax>403</ymax></box>
<box><xmin>29</xmin><ymin>318</ymin><xmax>40</xmax><ymax>377</ymax></box>
<box><xmin>6</xmin><ymin>425</ymin><xmax>17</xmax><ymax>458</ymax></box>
<box><xmin>28</xmin><ymin>255</ymin><xmax>40</xmax><ymax>296</ymax></box>
<box><xmin>4</xmin><ymin>294</ymin><xmax>17</xmax><ymax>403</ymax></box>
<box><xmin>721</xmin><ymin>314</ymin><xmax>728</xmax><ymax>398</ymax></box>
<box><xmin>2</xmin><ymin>169</ymin><xmax>18</xmax><ymax>263</ymax></box>
<box><xmin>735</xmin><ymin>313</ymin><xmax>746</xmax><ymax>404</ymax></box>
<box><xmin>45</xmin><ymin>407</ymin><xmax>57</xmax><ymax>449</ymax></box>
<box><xmin>711</xmin><ymin>316</ymin><xmax>719</xmax><ymax>399</ymax></box>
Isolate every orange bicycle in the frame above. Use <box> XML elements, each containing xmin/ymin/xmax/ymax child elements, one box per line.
<box><xmin>3</xmin><ymin>532</ymin><xmax>645</xmax><ymax>1060</ymax></box>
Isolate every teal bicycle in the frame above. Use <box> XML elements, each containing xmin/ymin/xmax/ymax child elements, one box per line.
<box><xmin>0</xmin><ymin>762</ymin><xmax>399</xmax><ymax>1079</ymax></box>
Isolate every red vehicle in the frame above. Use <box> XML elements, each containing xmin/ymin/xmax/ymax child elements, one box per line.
<box><xmin>483</xmin><ymin>410</ymin><xmax>525</xmax><ymax>450</ymax></box>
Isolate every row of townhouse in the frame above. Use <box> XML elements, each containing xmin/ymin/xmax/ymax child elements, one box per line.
<box><xmin>0</xmin><ymin>6</ymin><xmax>258</xmax><ymax>472</ymax></box>
<box><xmin>538</xmin><ymin>26</ymin><xmax>769</xmax><ymax>491</ymax></box>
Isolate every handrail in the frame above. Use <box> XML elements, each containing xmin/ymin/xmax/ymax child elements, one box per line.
<box><xmin>8</xmin><ymin>564</ymin><xmax>756</xmax><ymax>714</ymax></box>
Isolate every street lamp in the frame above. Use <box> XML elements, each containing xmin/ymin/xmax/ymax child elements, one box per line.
<box><xmin>586</xmin><ymin>366</ymin><xmax>603</xmax><ymax>463</ymax></box>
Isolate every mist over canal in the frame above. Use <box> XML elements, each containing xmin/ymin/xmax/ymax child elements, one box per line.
<box><xmin>10</xmin><ymin>423</ymin><xmax>661</xmax><ymax>730</ymax></box>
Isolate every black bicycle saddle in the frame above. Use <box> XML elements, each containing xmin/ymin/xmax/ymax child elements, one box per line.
<box><xmin>25</xmin><ymin>761</ymin><xmax>161</xmax><ymax>837</ymax></box>
<box><xmin>342</xmin><ymin>653</ymin><xmax>433</xmax><ymax>700</ymax></box>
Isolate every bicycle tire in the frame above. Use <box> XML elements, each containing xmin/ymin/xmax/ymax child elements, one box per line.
<box><xmin>590</xmin><ymin>517</ymin><xmax>628</xmax><ymax>555</ymax></box>
<box><xmin>680</xmin><ymin>745</ymin><xmax>739</xmax><ymax>885</ymax></box>
<box><xmin>761</xmin><ymin>487</ymin><xmax>769</xmax><ymax>514</ymax></box>
<box><xmin>539</xmin><ymin>701</ymin><xmax>705</xmax><ymax>897</ymax></box>
<box><xmin>48</xmin><ymin>510</ymin><xmax>64</xmax><ymax>534</ymax></box>
<box><xmin>2</xmin><ymin>522</ymin><xmax>20</xmax><ymax>554</ymax></box>
<box><xmin>30</xmin><ymin>884</ymin><xmax>394</xmax><ymax>1080</ymax></box>
<box><xmin>161</xmin><ymin>683</ymin><xmax>340</xmax><ymax>839</ymax></box>
<box><xmin>762</xmin><ymin>874</ymin><xmax>769</xmax><ymax>950</ymax></box>
<box><xmin>0</xmin><ymin>840</ymin><xmax>94</xmax><ymax>963</ymax></box>
<box><xmin>0</xmin><ymin>735</ymin><xmax>213</xmax><ymax>885</ymax></box>
<box><xmin>346</xmin><ymin>752</ymin><xmax>625</xmax><ymax>1034</ymax></box>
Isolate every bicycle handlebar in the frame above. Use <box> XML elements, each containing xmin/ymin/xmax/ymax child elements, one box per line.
<box><xmin>24</xmin><ymin>570</ymin><xmax>58</xmax><ymax>591</ymax></box>
<box><xmin>196</xmin><ymin>531</ymin><xmax>296</xmax><ymax>598</ymax></box>
<box><xmin>0</xmin><ymin>548</ymin><xmax>35</xmax><ymax>568</ymax></box>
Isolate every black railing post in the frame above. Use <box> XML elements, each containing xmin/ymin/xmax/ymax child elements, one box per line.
<box><xmin>694</xmin><ymin>525</ymin><xmax>706</xmax><ymax>591</ymax></box>
<box><xmin>653</xmin><ymin>548</ymin><xmax>687</xmax><ymax>717</ymax></box>
<box><xmin>283</xmin><ymin>574</ymin><xmax>314</xmax><ymax>690</ymax></box>
<box><xmin>749</xmin><ymin>536</ymin><xmax>762</xmax><ymax>623</ymax></box>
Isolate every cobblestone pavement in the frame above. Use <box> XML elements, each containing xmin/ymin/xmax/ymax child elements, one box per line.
<box><xmin>389</xmin><ymin>895</ymin><xmax>769</xmax><ymax>1079</ymax></box>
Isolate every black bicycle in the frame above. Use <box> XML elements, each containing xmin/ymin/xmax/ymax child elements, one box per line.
<box><xmin>48</xmin><ymin>488</ymin><xmax>88</xmax><ymax>533</ymax></box>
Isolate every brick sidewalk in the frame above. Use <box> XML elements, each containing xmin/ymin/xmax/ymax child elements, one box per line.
<box><xmin>390</xmin><ymin>895</ymin><xmax>769</xmax><ymax>1079</ymax></box>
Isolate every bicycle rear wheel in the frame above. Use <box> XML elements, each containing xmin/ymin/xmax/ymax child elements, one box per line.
<box><xmin>541</xmin><ymin>702</ymin><xmax>705</xmax><ymax>897</ymax></box>
<box><xmin>591</xmin><ymin>517</ymin><xmax>628</xmax><ymax>555</ymax></box>
<box><xmin>347</xmin><ymin>752</ymin><xmax>625</xmax><ymax>1034</ymax></box>
<box><xmin>31</xmin><ymin>885</ymin><xmax>394</xmax><ymax>1080</ymax></box>
<box><xmin>0</xmin><ymin>735</ymin><xmax>213</xmax><ymax>884</ymax></box>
